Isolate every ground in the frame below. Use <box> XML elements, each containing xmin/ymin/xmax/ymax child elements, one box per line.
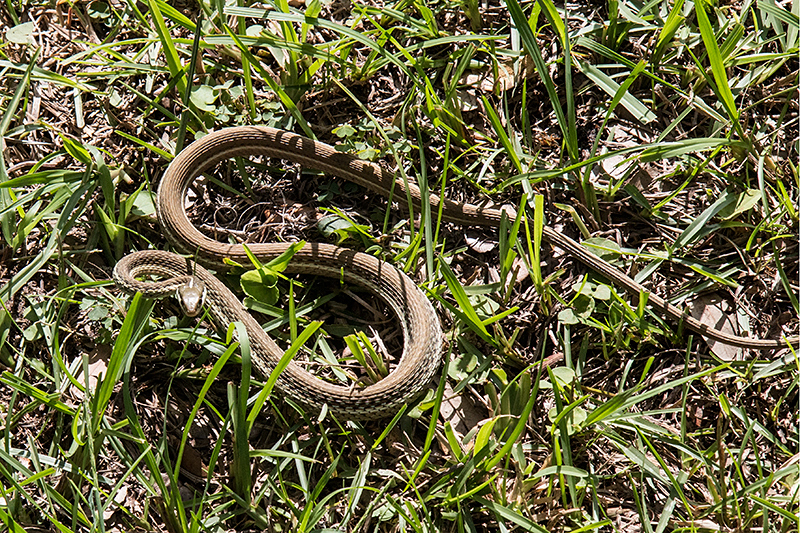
<box><xmin>0</xmin><ymin>0</ymin><xmax>797</xmax><ymax>531</ymax></box>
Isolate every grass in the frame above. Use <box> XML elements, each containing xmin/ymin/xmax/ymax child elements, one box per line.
<box><xmin>0</xmin><ymin>0</ymin><xmax>797</xmax><ymax>531</ymax></box>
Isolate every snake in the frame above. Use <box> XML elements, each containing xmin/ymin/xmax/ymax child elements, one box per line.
<box><xmin>113</xmin><ymin>126</ymin><xmax>799</xmax><ymax>420</ymax></box>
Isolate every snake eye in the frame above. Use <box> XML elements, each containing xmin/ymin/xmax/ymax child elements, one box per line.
<box><xmin>177</xmin><ymin>277</ymin><xmax>206</xmax><ymax>317</ymax></box>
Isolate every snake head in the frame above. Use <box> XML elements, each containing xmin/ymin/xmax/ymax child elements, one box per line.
<box><xmin>177</xmin><ymin>276</ymin><xmax>206</xmax><ymax>317</ymax></box>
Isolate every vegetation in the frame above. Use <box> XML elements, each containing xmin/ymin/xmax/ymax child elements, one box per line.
<box><xmin>0</xmin><ymin>0</ymin><xmax>797</xmax><ymax>531</ymax></box>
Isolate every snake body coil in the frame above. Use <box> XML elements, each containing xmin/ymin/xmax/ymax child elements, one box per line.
<box><xmin>114</xmin><ymin>126</ymin><xmax>798</xmax><ymax>420</ymax></box>
<box><xmin>113</xmin><ymin>249</ymin><xmax>440</xmax><ymax>420</ymax></box>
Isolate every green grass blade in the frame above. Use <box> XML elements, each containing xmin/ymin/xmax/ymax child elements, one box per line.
<box><xmin>505</xmin><ymin>0</ymin><xmax>574</xmax><ymax>160</ymax></box>
<box><xmin>437</xmin><ymin>260</ymin><xmax>491</xmax><ymax>341</ymax></box>
<box><xmin>672</xmin><ymin>188</ymin><xmax>737</xmax><ymax>250</ymax></box>
<box><xmin>484</xmin><ymin>371</ymin><xmax>537</xmax><ymax>470</ymax></box>
<box><xmin>93</xmin><ymin>293</ymin><xmax>154</xmax><ymax>434</ymax></box>
<box><xmin>147</xmin><ymin>0</ymin><xmax>187</xmax><ymax>97</ymax></box>
<box><xmin>175</xmin><ymin>10</ymin><xmax>204</xmax><ymax>154</ymax></box>
<box><xmin>530</xmin><ymin>194</ymin><xmax>544</xmax><ymax>293</ymax></box>
<box><xmin>0</xmin><ymin>48</ymin><xmax>41</xmax><ymax>246</ymax></box>
<box><xmin>224</xmin><ymin>25</ymin><xmax>314</xmax><ymax>138</ymax></box>
<box><xmin>246</xmin><ymin>321</ymin><xmax>323</xmax><ymax>428</ymax></box>
<box><xmin>537</xmin><ymin>0</ymin><xmax>578</xmax><ymax>158</ymax></box>
<box><xmin>652</xmin><ymin>0</ymin><xmax>685</xmax><ymax>65</ymax></box>
<box><xmin>114</xmin><ymin>130</ymin><xmax>174</xmax><ymax>159</ymax></box>
<box><xmin>481</xmin><ymin>95</ymin><xmax>523</xmax><ymax>174</ymax></box>
<box><xmin>474</xmin><ymin>496</ymin><xmax>549</xmax><ymax>532</ymax></box>
<box><xmin>576</xmin><ymin>59</ymin><xmax>656</xmax><ymax>124</ymax></box>
<box><xmin>694</xmin><ymin>0</ymin><xmax>740</xmax><ymax>129</ymax></box>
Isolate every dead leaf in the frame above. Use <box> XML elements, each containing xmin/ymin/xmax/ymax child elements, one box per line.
<box><xmin>599</xmin><ymin>148</ymin><xmax>637</xmax><ymax>183</ymax></box>
<box><xmin>69</xmin><ymin>344</ymin><xmax>111</xmax><ymax>398</ymax></box>
<box><xmin>510</xmin><ymin>256</ymin><xmax>530</xmax><ymax>285</ymax></box>
<box><xmin>177</xmin><ymin>440</ymin><xmax>208</xmax><ymax>483</ymax></box>
<box><xmin>103</xmin><ymin>485</ymin><xmax>127</xmax><ymax>520</ymax></box>
<box><xmin>456</xmin><ymin>89</ymin><xmax>480</xmax><ymax>112</ymax></box>
<box><xmin>689</xmin><ymin>294</ymin><xmax>743</xmax><ymax>360</ymax></box>
<box><xmin>439</xmin><ymin>381</ymin><xmax>488</xmax><ymax>441</ymax></box>
<box><xmin>460</xmin><ymin>56</ymin><xmax>535</xmax><ymax>93</ymax></box>
<box><xmin>465</xmin><ymin>230</ymin><xmax>497</xmax><ymax>254</ymax></box>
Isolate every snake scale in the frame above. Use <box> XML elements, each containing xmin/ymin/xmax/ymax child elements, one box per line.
<box><xmin>113</xmin><ymin>126</ymin><xmax>799</xmax><ymax>420</ymax></box>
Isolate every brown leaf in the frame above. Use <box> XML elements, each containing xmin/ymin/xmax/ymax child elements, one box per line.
<box><xmin>689</xmin><ymin>294</ymin><xmax>743</xmax><ymax>361</ymax></box>
<box><xmin>69</xmin><ymin>344</ymin><xmax>111</xmax><ymax>398</ymax></box>
<box><xmin>465</xmin><ymin>230</ymin><xmax>497</xmax><ymax>254</ymax></box>
<box><xmin>460</xmin><ymin>56</ymin><xmax>535</xmax><ymax>93</ymax></box>
<box><xmin>439</xmin><ymin>381</ymin><xmax>488</xmax><ymax>441</ymax></box>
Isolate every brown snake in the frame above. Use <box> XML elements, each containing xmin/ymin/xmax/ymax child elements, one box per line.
<box><xmin>113</xmin><ymin>126</ymin><xmax>798</xmax><ymax>419</ymax></box>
